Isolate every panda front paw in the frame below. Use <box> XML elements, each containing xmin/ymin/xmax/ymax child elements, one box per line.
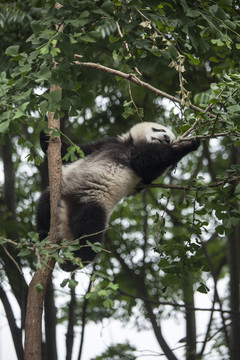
<box><xmin>190</xmin><ymin>137</ymin><xmax>200</xmax><ymax>151</ymax></box>
<box><xmin>173</xmin><ymin>137</ymin><xmax>200</xmax><ymax>151</ymax></box>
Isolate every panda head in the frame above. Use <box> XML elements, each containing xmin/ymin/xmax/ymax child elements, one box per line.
<box><xmin>119</xmin><ymin>122</ymin><xmax>176</xmax><ymax>145</ymax></box>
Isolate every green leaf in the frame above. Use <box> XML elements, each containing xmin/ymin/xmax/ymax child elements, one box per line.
<box><xmin>101</xmin><ymin>1</ymin><xmax>115</xmax><ymax>14</ymax></box>
<box><xmin>168</xmin><ymin>45</ymin><xmax>178</xmax><ymax>60</ymax></box>
<box><xmin>0</xmin><ymin>120</ymin><xmax>10</xmax><ymax>133</ymax></box>
<box><xmin>49</xmin><ymin>88</ymin><xmax>62</xmax><ymax>102</ymax></box>
<box><xmin>39</xmin><ymin>45</ymin><xmax>50</xmax><ymax>55</ymax></box>
<box><xmin>227</xmin><ymin>104</ymin><xmax>240</xmax><ymax>113</ymax></box>
<box><xmin>107</xmin><ymin>282</ymin><xmax>119</xmax><ymax>291</ymax></box>
<box><xmin>5</xmin><ymin>45</ymin><xmax>20</xmax><ymax>57</ymax></box>
<box><xmin>103</xmin><ymin>298</ymin><xmax>114</xmax><ymax>308</ymax></box>
<box><xmin>112</xmin><ymin>50</ymin><xmax>123</xmax><ymax>61</ymax></box>
<box><xmin>185</xmin><ymin>53</ymin><xmax>200</xmax><ymax>65</ymax></box>
<box><xmin>197</xmin><ymin>283</ymin><xmax>210</xmax><ymax>294</ymax></box>
<box><xmin>218</xmin><ymin>0</ymin><xmax>232</xmax><ymax>6</ymax></box>
<box><xmin>36</xmin><ymin>282</ymin><xmax>44</xmax><ymax>293</ymax></box>
<box><xmin>87</xmin><ymin>241</ymin><xmax>102</xmax><ymax>253</ymax></box>
<box><xmin>97</xmin><ymin>289</ymin><xmax>108</xmax><ymax>297</ymax></box>
<box><xmin>60</xmin><ymin>279</ymin><xmax>69</xmax><ymax>288</ymax></box>
<box><xmin>78</xmin><ymin>11</ymin><xmax>91</xmax><ymax>26</ymax></box>
<box><xmin>18</xmin><ymin>248</ymin><xmax>32</xmax><ymax>257</ymax></box>
<box><xmin>69</xmin><ymin>279</ymin><xmax>78</xmax><ymax>289</ymax></box>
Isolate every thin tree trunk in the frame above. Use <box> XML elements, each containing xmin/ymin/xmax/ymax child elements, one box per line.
<box><xmin>228</xmin><ymin>146</ymin><xmax>240</xmax><ymax>360</ymax></box>
<box><xmin>66</xmin><ymin>275</ymin><xmax>76</xmax><ymax>360</ymax></box>
<box><xmin>1</xmin><ymin>136</ymin><xmax>28</xmax><ymax>357</ymax></box>
<box><xmin>183</xmin><ymin>278</ymin><xmax>196</xmax><ymax>360</ymax></box>
<box><xmin>0</xmin><ymin>286</ymin><xmax>24</xmax><ymax>360</ymax></box>
<box><xmin>143</xmin><ymin>300</ymin><xmax>178</xmax><ymax>360</ymax></box>
<box><xmin>2</xmin><ymin>134</ymin><xmax>16</xmax><ymax>220</ymax></box>
<box><xmin>228</xmin><ymin>226</ymin><xmax>240</xmax><ymax>360</ymax></box>
<box><xmin>44</xmin><ymin>280</ymin><xmax>58</xmax><ymax>360</ymax></box>
<box><xmin>77</xmin><ymin>276</ymin><xmax>93</xmax><ymax>360</ymax></box>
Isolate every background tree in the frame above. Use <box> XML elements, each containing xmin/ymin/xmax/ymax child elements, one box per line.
<box><xmin>0</xmin><ymin>1</ymin><xmax>240</xmax><ymax>360</ymax></box>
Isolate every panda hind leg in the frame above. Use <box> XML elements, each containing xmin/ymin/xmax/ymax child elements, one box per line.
<box><xmin>36</xmin><ymin>188</ymin><xmax>51</xmax><ymax>241</ymax></box>
<box><xmin>60</xmin><ymin>201</ymin><xmax>107</xmax><ymax>272</ymax></box>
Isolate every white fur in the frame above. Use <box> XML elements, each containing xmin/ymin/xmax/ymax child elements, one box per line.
<box><xmin>61</xmin><ymin>152</ymin><xmax>141</xmax><ymax>219</ymax></box>
<box><xmin>119</xmin><ymin>122</ymin><xmax>175</xmax><ymax>144</ymax></box>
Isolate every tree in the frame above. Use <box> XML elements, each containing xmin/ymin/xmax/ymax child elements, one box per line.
<box><xmin>0</xmin><ymin>1</ymin><xmax>240</xmax><ymax>359</ymax></box>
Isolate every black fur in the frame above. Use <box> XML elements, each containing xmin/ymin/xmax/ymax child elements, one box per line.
<box><xmin>37</xmin><ymin>128</ymin><xmax>200</xmax><ymax>271</ymax></box>
<box><xmin>60</xmin><ymin>197</ymin><xmax>107</xmax><ymax>271</ymax></box>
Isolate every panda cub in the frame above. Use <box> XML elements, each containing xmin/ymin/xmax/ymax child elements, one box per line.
<box><xmin>36</xmin><ymin>122</ymin><xmax>200</xmax><ymax>271</ymax></box>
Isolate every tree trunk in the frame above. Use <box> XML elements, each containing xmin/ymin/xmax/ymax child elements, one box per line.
<box><xmin>1</xmin><ymin>135</ymin><xmax>28</xmax><ymax>357</ymax></box>
<box><xmin>66</xmin><ymin>275</ymin><xmax>76</xmax><ymax>360</ymax></box>
<box><xmin>2</xmin><ymin>134</ymin><xmax>16</xmax><ymax>221</ymax></box>
<box><xmin>228</xmin><ymin>146</ymin><xmax>240</xmax><ymax>360</ymax></box>
<box><xmin>183</xmin><ymin>278</ymin><xmax>196</xmax><ymax>360</ymax></box>
<box><xmin>228</xmin><ymin>225</ymin><xmax>240</xmax><ymax>360</ymax></box>
<box><xmin>0</xmin><ymin>286</ymin><xmax>24</xmax><ymax>360</ymax></box>
<box><xmin>43</xmin><ymin>280</ymin><xmax>58</xmax><ymax>360</ymax></box>
<box><xmin>24</xmin><ymin>99</ymin><xmax>62</xmax><ymax>360</ymax></box>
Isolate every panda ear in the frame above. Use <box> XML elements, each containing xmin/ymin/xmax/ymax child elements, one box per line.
<box><xmin>129</xmin><ymin>133</ymin><xmax>134</xmax><ymax>144</ymax></box>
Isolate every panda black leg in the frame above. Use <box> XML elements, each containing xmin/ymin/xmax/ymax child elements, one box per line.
<box><xmin>61</xmin><ymin>200</ymin><xmax>107</xmax><ymax>271</ymax></box>
<box><xmin>36</xmin><ymin>188</ymin><xmax>51</xmax><ymax>241</ymax></box>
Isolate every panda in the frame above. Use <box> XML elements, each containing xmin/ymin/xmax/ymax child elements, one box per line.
<box><xmin>36</xmin><ymin>122</ymin><xmax>200</xmax><ymax>271</ymax></box>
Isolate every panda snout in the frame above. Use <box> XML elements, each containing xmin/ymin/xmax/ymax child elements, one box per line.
<box><xmin>164</xmin><ymin>134</ymin><xmax>170</xmax><ymax>144</ymax></box>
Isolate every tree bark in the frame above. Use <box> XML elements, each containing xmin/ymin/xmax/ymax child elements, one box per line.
<box><xmin>24</xmin><ymin>101</ymin><xmax>62</xmax><ymax>360</ymax></box>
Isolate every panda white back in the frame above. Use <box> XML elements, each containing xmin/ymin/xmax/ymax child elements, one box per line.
<box><xmin>61</xmin><ymin>148</ymin><xmax>141</xmax><ymax>217</ymax></box>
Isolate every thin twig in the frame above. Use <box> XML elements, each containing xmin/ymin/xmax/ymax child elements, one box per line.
<box><xmin>174</xmin><ymin>131</ymin><xmax>236</xmax><ymax>143</ymax></box>
<box><xmin>128</xmin><ymin>81</ymin><xmax>143</xmax><ymax>121</ymax></box>
<box><xmin>137</xmin><ymin>175</ymin><xmax>240</xmax><ymax>191</ymax></box>
<box><xmin>118</xmin><ymin>288</ymin><xmax>237</xmax><ymax>314</ymax></box>
<box><xmin>181</xmin><ymin>89</ymin><xmax>225</xmax><ymax>138</ymax></box>
<box><xmin>115</xmin><ymin>21</ymin><xmax>142</xmax><ymax>76</ymax></box>
<box><xmin>3</xmin><ymin>246</ymin><xmax>23</xmax><ymax>275</ymax></box>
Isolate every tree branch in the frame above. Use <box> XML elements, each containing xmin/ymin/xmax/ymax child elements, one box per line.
<box><xmin>73</xmin><ymin>56</ymin><xmax>211</xmax><ymax>116</ymax></box>
<box><xmin>0</xmin><ymin>286</ymin><xmax>24</xmax><ymax>360</ymax></box>
<box><xmin>118</xmin><ymin>288</ymin><xmax>237</xmax><ymax>315</ymax></box>
<box><xmin>137</xmin><ymin>176</ymin><xmax>240</xmax><ymax>191</ymax></box>
<box><xmin>77</xmin><ymin>273</ymin><xmax>93</xmax><ymax>360</ymax></box>
<box><xmin>66</xmin><ymin>274</ymin><xmax>76</xmax><ymax>360</ymax></box>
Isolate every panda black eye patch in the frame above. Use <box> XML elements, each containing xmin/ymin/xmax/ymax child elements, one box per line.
<box><xmin>152</xmin><ymin>127</ymin><xmax>166</xmax><ymax>132</ymax></box>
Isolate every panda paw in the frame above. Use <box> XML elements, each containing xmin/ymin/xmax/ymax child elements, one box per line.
<box><xmin>190</xmin><ymin>137</ymin><xmax>201</xmax><ymax>150</ymax></box>
<box><xmin>173</xmin><ymin>137</ymin><xmax>200</xmax><ymax>151</ymax></box>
